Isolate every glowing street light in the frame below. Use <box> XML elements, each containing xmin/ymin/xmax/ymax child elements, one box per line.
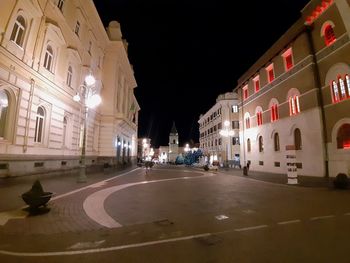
<box><xmin>74</xmin><ymin>73</ymin><xmax>101</xmax><ymax>183</ymax></box>
<box><xmin>219</xmin><ymin>120</ymin><xmax>235</xmax><ymax>167</ymax></box>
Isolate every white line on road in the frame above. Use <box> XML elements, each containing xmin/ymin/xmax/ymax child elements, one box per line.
<box><xmin>277</xmin><ymin>219</ymin><xmax>301</xmax><ymax>225</ymax></box>
<box><xmin>83</xmin><ymin>174</ymin><xmax>215</xmax><ymax>228</ymax></box>
<box><xmin>310</xmin><ymin>215</ymin><xmax>335</xmax><ymax>221</ymax></box>
<box><xmin>234</xmin><ymin>225</ymin><xmax>268</xmax><ymax>232</ymax></box>
<box><xmin>0</xmin><ymin>233</ymin><xmax>212</xmax><ymax>257</ymax></box>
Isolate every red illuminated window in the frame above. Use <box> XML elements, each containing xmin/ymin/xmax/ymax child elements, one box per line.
<box><xmin>270</xmin><ymin>104</ymin><xmax>279</xmax><ymax>122</ymax></box>
<box><xmin>282</xmin><ymin>48</ymin><xmax>293</xmax><ymax>71</ymax></box>
<box><xmin>324</xmin><ymin>24</ymin><xmax>336</xmax><ymax>46</ymax></box>
<box><xmin>245</xmin><ymin>117</ymin><xmax>250</xmax><ymax>129</ymax></box>
<box><xmin>243</xmin><ymin>86</ymin><xmax>249</xmax><ymax>100</ymax></box>
<box><xmin>346</xmin><ymin>75</ymin><xmax>350</xmax><ymax>97</ymax></box>
<box><xmin>254</xmin><ymin>76</ymin><xmax>260</xmax><ymax>93</ymax></box>
<box><xmin>266</xmin><ymin>64</ymin><xmax>274</xmax><ymax>83</ymax></box>
<box><xmin>337</xmin><ymin>124</ymin><xmax>350</xmax><ymax>149</ymax></box>
<box><xmin>256</xmin><ymin>111</ymin><xmax>263</xmax><ymax>126</ymax></box>
<box><xmin>289</xmin><ymin>95</ymin><xmax>300</xmax><ymax>116</ymax></box>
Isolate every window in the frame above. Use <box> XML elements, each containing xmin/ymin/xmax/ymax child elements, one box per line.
<box><xmin>232</xmin><ymin>137</ymin><xmax>240</xmax><ymax>145</ymax></box>
<box><xmin>337</xmin><ymin>124</ymin><xmax>350</xmax><ymax>149</ymax></box>
<box><xmin>259</xmin><ymin>136</ymin><xmax>264</xmax><ymax>152</ymax></box>
<box><xmin>270</xmin><ymin>104</ymin><xmax>279</xmax><ymax>122</ymax></box>
<box><xmin>232</xmin><ymin>105</ymin><xmax>238</xmax><ymax>113</ymax></box>
<box><xmin>346</xmin><ymin>75</ymin><xmax>350</xmax><ymax>97</ymax></box>
<box><xmin>253</xmin><ymin>76</ymin><xmax>260</xmax><ymax>93</ymax></box>
<box><xmin>274</xmin><ymin>133</ymin><xmax>280</xmax><ymax>151</ymax></box>
<box><xmin>218</xmin><ymin>123</ymin><xmax>222</xmax><ymax>129</ymax></box>
<box><xmin>88</xmin><ymin>41</ymin><xmax>92</xmax><ymax>55</ymax></box>
<box><xmin>10</xmin><ymin>16</ymin><xmax>26</xmax><ymax>47</ymax></box>
<box><xmin>44</xmin><ymin>45</ymin><xmax>53</xmax><ymax>71</ymax></box>
<box><xmin>247</xmin><ymin>139</ymin><xmax>251</xmax><ymax>152</ymax></box>
<box><xmin>324</xmin><ymin>24</ymin><xmax>336</xmax><ymax>46</ymax></box>
<box><xmin>294</xmin><ymin>128</ymin><xmax>302</xmax><ymax>150</ymax></box>
<box><xmin>34</xmin><ymin>107</ymin><xmax>45</xmax><ymax>143</ymax></box>
<box><xmin>62</xmin><ymin>117</ymin><xmax>67</xmax><ymax>147</ymax></box>
<box><xmin>266</xmin><ymin>64</ymin><xmax>274</xmax><ymax>83</ymax></box>
<box><xmin>339</xmin><ymin>78</ymin><xmax>347</xmax><ymax>99</ymax></box>
<box><xmin>75</xmin><ymin>21</ymin><xmax>80</xmax><ymax>36</ymax></box>
<box><xmin>66</xmin><ymin>66</ymin><xmax>73</xmax><ymax>88</ymax></box>
<box><xmin>245</xmin><ymin>117</ymin><xmax>250</xmax><ymax>129</ymax></box>
<box><xmin>232</xmin><ymin>121</ymin><xmax>239</xmax><ymax>129</ymax></box>
<box><xmin>331</xmin><ymin>76</ymin><xmax>350</xmax><ymax>103</ymax></box>
<box><xmin>256</xmin><ymin>111</ymin><xmax>263</xmax><ymax>126</ymax></box>
<box><xmin>57</xmin><ymin>0</ymin><xmax>64</xmax><ymax>11</ymax></box>
<box><xmin>243</xmin><ymin>85</ymin><xmax>248</xmax><ymax>100</ymax></box>
<box><xmin>282</xmin><ymin>48</ymin><xmax>293</xmax><ymax>71</ymax></box>
<box><xmin>0</xmin><ymin>90</ymin><xmax>9</xmax><ymax>138</ymax></box>
<box><xmin>218</xmin><ymin>138</ymin><xmax>221</xmax><ymax>145</ymax></box>
<box><xmin>289</xmin><ymin>95</ymin><xmax>300</xmax><ymax>116</ymax></box>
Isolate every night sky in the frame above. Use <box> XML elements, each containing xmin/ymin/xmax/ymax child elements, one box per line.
<box><xmin>93</xmin><ymin>0</ymin><xmax>309</xmax><ymax>148</ymax></box>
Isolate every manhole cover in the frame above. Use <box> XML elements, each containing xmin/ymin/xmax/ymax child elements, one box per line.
<box><xmin>195</xmin><ymin>234</ymin><xmax>222</xmax><ymax>246</ymax></box>
<box><xmin>154</xmin><ymin>219</ymin><xmax>174</xmax><ymax>226</ymax></box>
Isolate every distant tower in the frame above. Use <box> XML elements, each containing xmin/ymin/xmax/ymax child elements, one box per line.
<box><xmin>169</xmin><ymin>122</ymin><xmax>179</xmax><ymax>162</ymax></box>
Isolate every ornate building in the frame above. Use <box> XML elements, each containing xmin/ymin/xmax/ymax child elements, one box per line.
<box><xmin>235</xmin><ymin>0</ymin><xmax>350</xmax><ymax>178</ymax></box>
<box><xmin>0</xmin><ymin>0</ymin><xmax>139</xmax><ymax>177</ymax></box>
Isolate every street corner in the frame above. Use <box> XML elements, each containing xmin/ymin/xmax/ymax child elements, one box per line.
<box><xmin>0</xmin><ymin>208</ymin><xmax>28</xmax><ymax>226</ymax></box>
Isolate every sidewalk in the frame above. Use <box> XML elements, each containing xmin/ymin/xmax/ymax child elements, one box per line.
<box><xmin>0</xmin><ymin>165</ymin><xmax>138</xmax><ymax>212</ymax></box>
<box><xmin>216</xmin><ymin>167</ymin><xmax>333</xmax><ymax>188</ymax></box>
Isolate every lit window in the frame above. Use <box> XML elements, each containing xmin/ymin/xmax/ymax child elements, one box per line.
<box><xmin>324</xmin><ymin>24</ymin><xmax>336</xmax><ymax>46</ymax></box>
<box><xmin>75</xmin><ymin>21</ymin><xmax>80</xmax><ymax>36</ymax></box>
<box><xmin>338</xmin><ymin>77</ymin><xmax>347</xmax><ymax>99</ymax></box>
<box><xmin>274</xmin><ymin>133</ymin><xmax>280</xmax><ymax>151</ymax></box>
<box><xmin>289</xmin><ymin>95</ymin><xmax>300</xmax><ymax>116</ymax></box>
<box><xmin>232</xmin><ymin>105</ymin><xmax>238</xmax><ymax>113</ymax></box>
<box><xmin>346</xmin><ymin>75</ymin><xmax>350</xmax><ymax>97</ymax></box>
<box><xmin>331</xmin><ymin>80</ymin><xmax>340</xmax><ymax>102</ymax></box>
<box><xmin>34</xmin><ymin>107</ymin><xmax>45</xmax><ymax>143</ymax></box>
<box><xmin>282</xmin><ymin>48</ymin><xmax>293</xmax><ymax>71</ymax></box>
<box><xmin>294</xmin><ymin>128</ymin><xmax>302</xmax><ymax>150</ymax></box>
<box><xmin>57</xmin><ymin>0</ymin><xmax>64</xmax><ymax>11</ymax></box>
<box><xmin>259</xmin><ymin>136</ymin><xmax>264</xmax><ymax>152</ymax></box>
<box><xmin>247</xmin><ymin>139</ymin><xmax>251</xmax><ymax>152</ymax></box>
<box><xmin>66</xmin><ymin>66</ymin><xmax>73</xmax><ymax>87</ymax></box>
<box><xmin>253</xmin><ymin>76</ymin><xmax>260</xmax><ymax>92</ymax></box>
<box><xmin>44</xmin><ymin>45</ymin><xmax>53</xmax><ymax>71</ymax></box>
<box><xmin>266</xmin><ymin>64</ymin><xmax>274</xmax><ymax>83</ymax></box>
<box><xmin>10</xmin><ymin>16</ymin><xmax>26</xmax><ymax>47</ymax></box>
<box><xmin>232</xmin><ymin>137</ymin><xmax>240</xmax><ymax>145</ymax></box>
<box><xmin>245</xmin><ymin>117</ymin><xmax>250</xmax><ymax>129</ymax></box>
<box><xmin>0</xmin><ymin>90</ymin><xmax>9</xmax><ymax>138</ymax></box>
<box><xmin>270</xmin><ymin>104</ymin><xmax>279</xmax><ymax>122</ymax></box>
<box><xmin>256</xmin><ymin>111</ymin><xmax>263</xmax><ymax>126</ymax></box>
<box><xmin>337</xmin><ymin>124</ymin><xmax>350</xmax><ymax>149</ymax></box>
<box><xmin>243</xmin><ymin>85</ymin><xmax>248</xmax><ymax>100</ymax></box>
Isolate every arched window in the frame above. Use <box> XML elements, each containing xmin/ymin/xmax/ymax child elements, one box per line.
<box><xmin>289</xmin><ymin>95</ymin><xmax>300</xmax><ymax>116</ymax></box>
<box><xmin>247</xmin><ymin>139</ymin><xmax>251</xmax><ymax>152</ymax></box>
<box><xmin>245</xmin><ymin>117</ymin><xmax>250</xmax><ymax>129</ymax></box>
<box><xmin>34</xmin><ymin>107</ymin><xmax>45</xmax><ymax>143</ymax></box>
<box><xmin>337</xmin><ymin>124</ymin><xmax>350</xmax><ymax>149</ymax></box>
<box><xmin>294</xmin><ymin>128</ymin><xmax>302</xmax><ymax>150</ymax></box>
<box><xmin>259</xmin><ymin>136</ymin><xmax>264</xmax><ymax>152</ymax></box>
<box><xmin>62</xmin><ymin>117</ymin><xmax>67</xmax><ymax>147</ymax></box>
<box><xmin>324</xmin><ymin>24</ymin><xmax>336</xmax><ymax>46</ymax></box>
<box><xmin>270</xmin><ymin>104</ymin><xmax>279</xmax><ymax>122</ymax></box>
<box><xmin>0</xmin><ymin>90</ymin><xmax>9</xmax><ymax>138</ymax></box>
<box><xmin>256</xmin><ymin>111</ymin><xmax>263</xmax><ymax>126</ymax></box>
<box><xmin>274</xmin><ymin>133</ymin><xmax>280</xmax><ymax>151</ymax></box>
<box><xmin>66</xmin><ymin>66</ymin><xmax>73</xmax><ymax>88</ymax></box>
<box><xmin>57</xmin><ymin>0</ymin><xmax>65</xmax><ymax>11</ymax></box>
<box><xmin>44</xmin><ymin>45</ymin><xmax>54</xmax><ymax>71</ymax></box>
<box><xmin>338</xmin><ymin>77</ymin><xmax>347</xmax><ymax>99</ymax></box>
<box><xmin>346</xmin><ymin>75</ymin><xmax>350</xmax><ymax>97</ymax></box>
<box><xmin>331</xmin><ymin>80</ymin><xmax>340</xmax><ymax>102</ymax></box>
<box><xmin>10</xmin><ymin>16</ymin><xmax>26</xmax><ymax>47</ymax></box>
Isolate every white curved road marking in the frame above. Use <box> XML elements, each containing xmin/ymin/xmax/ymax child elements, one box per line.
<box><xmin>83</xmin><ymin>174</ymin><xmax>214</xmax><ymax>228</ymax></box>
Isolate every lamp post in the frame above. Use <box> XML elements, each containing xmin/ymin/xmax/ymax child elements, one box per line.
<box><xmin>219</xmin><ymin>120</ymin><xmax>235</xmax><ymax>167</ymax></box>
<box><xmin>73</xmin><ymin>73</ymin><xmax>101</xmax><ymax>183</ymax></box>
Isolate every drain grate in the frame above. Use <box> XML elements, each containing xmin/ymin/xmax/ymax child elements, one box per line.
<box><xmin>195</xmin><ymin>234</ymin><xmax>222</xmax><ymax>246</ymax></box>
<box><xmin>153</xmin><ymin>219</ymin><xmax>174</xmax><ymax>226</ymax></box>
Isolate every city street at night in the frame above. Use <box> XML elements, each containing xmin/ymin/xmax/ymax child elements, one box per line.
<box><xmin>1</xmin><ymin>166</ymin><xmax>350</xmax><ymax>262</ymax></box>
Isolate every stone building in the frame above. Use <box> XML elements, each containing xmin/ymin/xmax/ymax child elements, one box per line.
<box><xmin>198</xmin><ymin>92</ymin><xmax>240</xmax><ymax>165</ymax></box>
<box><xmin>235</xmin><ymin>0</ymin><xmax>350</xmax><ymax>177</ymax></box>
<box><xmin>0</xmin><ymin>0</ymin><xmax>139</xmax><ymax>177</ymax></box>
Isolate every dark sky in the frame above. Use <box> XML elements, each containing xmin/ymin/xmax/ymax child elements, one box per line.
<box><xmin>93</xmin><ymin>0</ymin><xmax>309</xmax><ymax>148</ymax></box>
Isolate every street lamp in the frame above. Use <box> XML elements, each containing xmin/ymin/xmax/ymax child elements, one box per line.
<box><xmin>73</xmin><ymin>73</ymin><xmax>101</xmax><ymax>183</ymax></box>
<box><xmin>219</xmin><ymin>120</ymin><xmax>235</xmax><ymax>167</ymax></box>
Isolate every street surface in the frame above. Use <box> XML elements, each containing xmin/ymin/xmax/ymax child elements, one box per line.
<box><xmin>1</xmin><ymin>165</ymin><xmax>350</xmax><ymax>262</ymax></box>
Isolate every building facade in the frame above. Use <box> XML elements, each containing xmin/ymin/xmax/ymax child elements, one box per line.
<box><xmin>235</xmin><ymin>0</ymin><xmax>350</xmax><ymax>178</ymax></box>
<box><xmin>0</xmin><ymin>0</ymin><xmax>139</xmax><ymax>177</ymax></box>
<box><xmin>198</xmin><ymin>92</ymin><xmax>240</xmax><ymax>165</ymax></box>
